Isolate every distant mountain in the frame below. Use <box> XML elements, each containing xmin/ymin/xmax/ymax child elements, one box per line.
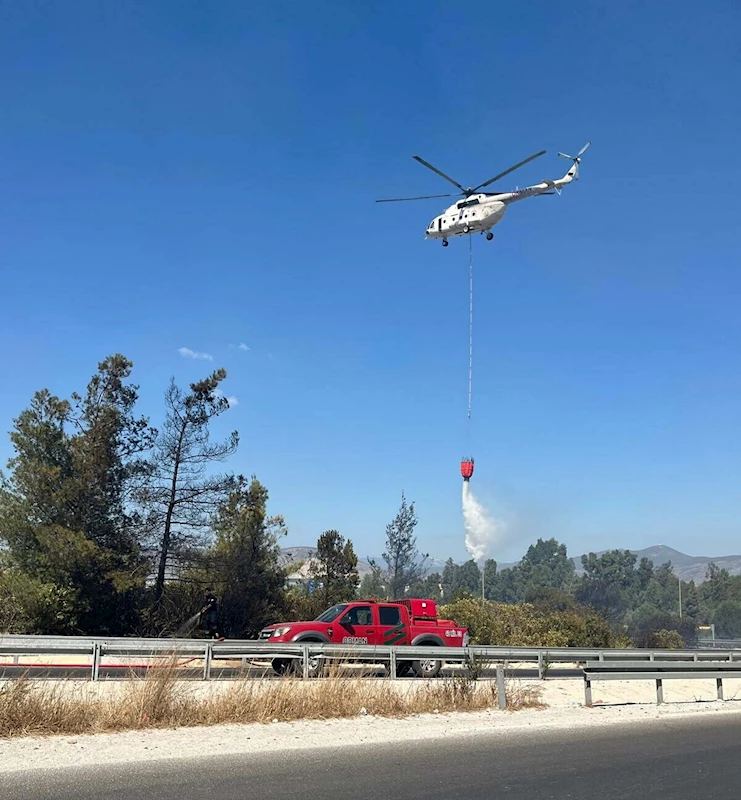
<box><xmin>574</xmin><ymin>545</ymin><xmax>741</xmax><ymax>584</ymax></box>
<box><xmin>281</xmin><ymin>544</ymin><xmax>741</xmax><ymax>585</ymax></box>
<box><xmin>500</xmin><ymin>544</ymin><xmax>741</xmax><ymax>584</ymax></box>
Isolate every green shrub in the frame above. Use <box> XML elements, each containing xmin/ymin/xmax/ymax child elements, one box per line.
<box><xmin>0</xmin><ymin>565</ymin><xmax>78</xmax><ymax>634</ymax></box>
<box><xmin>440</xmin><ymin>598</ymin><xmax>615</xmax><ymax>648</ymax></box>
<box><xmin>648</xmin><ymin>629</ymin><xmax>685</xmax><ymax>649</ymax></box>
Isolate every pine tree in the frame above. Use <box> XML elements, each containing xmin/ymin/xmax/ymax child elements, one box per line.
<box><xmin>358</xmin><ymin>561</ymin><xmax>386</xmax><ymax>599</ymax></box>
<box><xmin>310</xmin><ymin>530</ymin><xmax>359</xmax><ymax>607</ymax></box>
<box><xmin>208</xmin><ymin>477</ymin><xmax>287</xmax><ymax>637</ymax></box>
<box><xmin>377</xmin><ymin>492</ymin><xmax>428</xmax><ymax>599</ymax></box>
<box><xmin>69</xmin><ymin>355</ymin><xmax>155</xmax><ymax>631</ymax></box>
<box><xmin>141</xmin><ymin>370</ymin><xmax>239</xmax><ymax>606</ymax></box>
<box><xmin>518</xmin><ymin>538</ymin><xmax>575</xmax><ymax>591</ymax></box>
<box><xmin>0</xmin><ymin>356</ymin><xmax>155</xmax><ymax>633</ymax></box>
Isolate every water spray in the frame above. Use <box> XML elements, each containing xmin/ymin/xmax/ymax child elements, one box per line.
<box><xmin>173</xmin><ymin>612</ymin><xmax>201</xmax><ymax>638</ymax></box>
<box><xmin>462</xmin><ymin>480</ymin><xmax>505</xmax><ymax>600</ymax></box>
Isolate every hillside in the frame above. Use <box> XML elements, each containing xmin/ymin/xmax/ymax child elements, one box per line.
<box><xmin>281</xmin><ymin>545</ymin><xmax>741</xmax><ymax>584</ymax></box>
<box><xmin>573</xmin><ymin>545</ymin><xmax>741</xmax><ymax>584</ymax></box>
<box><xmin>279</xmin><ymin>547</ymin><xmax>446</xmax><ymax>578</ymax></box>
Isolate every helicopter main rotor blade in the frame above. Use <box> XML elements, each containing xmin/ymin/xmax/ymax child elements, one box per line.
<box><xmin>577</xmin><ymin>141</ymin><xmax>591</xmax><ymax>157</ymax></box>
<box><xmin>472</xmin><ymin>150</ymin><xmax>547</xmax><ymax>192</ymax></box>
<box><xmin>412</xmin><ymin>156</ymin><xmax>466</xmax><ymax>192</ymax></box>
<box><xmin>375</xmin><ymin>193</ymin><xmax>455</xmax><ymax>203</ymax></box>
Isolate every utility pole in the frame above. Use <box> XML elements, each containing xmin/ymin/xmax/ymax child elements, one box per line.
<box><xmin>678</xmin><ymin>576</ymin><xmax>682</xmax><ymax>619</ymax></box>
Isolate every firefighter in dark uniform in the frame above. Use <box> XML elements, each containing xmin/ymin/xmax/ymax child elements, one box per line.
<box><xmin>200</xmin><ymin>588</ymin><xmax>219</xmax><ymax>639</ymax></box>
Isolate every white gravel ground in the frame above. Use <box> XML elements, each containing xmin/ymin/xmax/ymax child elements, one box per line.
<box><xmin>2</xmin><ymin>677</ymin><xmax>741</xmax><ymax>775</ymax></box>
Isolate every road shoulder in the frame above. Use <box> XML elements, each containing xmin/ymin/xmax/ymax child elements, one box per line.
<box><xmin>2</xmin><ymin>698</ymin><xmax>741</xmax><ymax>775</ymax></box>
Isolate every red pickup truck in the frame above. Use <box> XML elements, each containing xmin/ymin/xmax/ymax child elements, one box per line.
<box><xmin>260</xmin><ymin>598</ymin><xmax>468</xmax><ymax>677</ymax></box>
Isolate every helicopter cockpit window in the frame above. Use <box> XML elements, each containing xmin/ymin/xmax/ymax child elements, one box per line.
<box><xmin>457</xmin><ymin>198</ymin><xmax>480</xmax><ymax>209</ymax></box>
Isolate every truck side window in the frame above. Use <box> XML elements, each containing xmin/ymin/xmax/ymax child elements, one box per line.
<box><xmin>379</xmin><ymin>606</ymin><xmax>401</xmax><ymax>626</ymax></box>
<box><xmin>345</xmin><ymin>606</ymin><xmax>372</xmax><ymax>625</ymax></box>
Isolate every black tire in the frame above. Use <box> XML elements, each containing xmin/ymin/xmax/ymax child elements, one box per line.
<box><xmin>486</xmin><ymin>232</ymin><xmax>493</xmax><ymax>241</ymax></box>
<box><xmin>442</xmin><ymin>240</ymin><xmax>449</xmax><ymax>247</ymax></box>
<box><xmin>412</xmin><ymin>645</ymin><xmax>443</xmax><ymax>678</ymax></box>
<box><xmin>395</xmin><ymin>661</ymin><xmax>413</xmax><ymax>678</ymax></box>
<box><xmin>271</xmin><ymin>658</ymin><xmax>290</xmax><ymax>676</ymax></box>
<box><xmin>292</xmin><ymin>641</ymin><xmax>325</xmax><ymax>678</ymax></box>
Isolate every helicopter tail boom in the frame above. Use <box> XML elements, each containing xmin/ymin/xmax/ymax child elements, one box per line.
<box><xmin>556</xmin><ymin>141</ymin><xmax>590</xmax><ymax>184</ymax></box>
<box><xmin>562</xmin><ymin>160</ymin><xmax>579</xmax><ymax>184</ymax></box>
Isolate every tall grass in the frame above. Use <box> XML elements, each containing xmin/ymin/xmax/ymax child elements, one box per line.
<box><xmin>0</xmin><ymin>663</ymin><xmax>544</xmax><ymax>738</ymax></box>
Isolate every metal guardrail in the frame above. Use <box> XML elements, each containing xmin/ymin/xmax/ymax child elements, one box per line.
<box><xmin>697</xmin><ymin>638</ymin><xmax>741</xmax><ymax>649</ymax></box>
<box><xmin>583</xmin><ymin>660</ymin><xmax>741</xmax><ymax>706</ymax></box>
<box><xmin>2</xmin><ymin>634</ymin><xmax>741</xmax><ymax>681</ymax></box>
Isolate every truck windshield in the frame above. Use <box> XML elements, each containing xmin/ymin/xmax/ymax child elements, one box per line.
<box><xmin>314</xmin><ymin>604</ymin><xmax>348</xmax><ymax>623</ymax></box>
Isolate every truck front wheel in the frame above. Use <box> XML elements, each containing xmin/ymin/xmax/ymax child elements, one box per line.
<box><xmin>271</xmin><ymin>658</ymin><xmax>290</xmax><ymax>676</ymax></box>
<box><xmin>412</xmin><ymin>649</ymin><xmax>443</xmax><ymax>678</ymax></box>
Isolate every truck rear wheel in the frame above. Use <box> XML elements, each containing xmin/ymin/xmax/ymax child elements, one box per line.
<box><xmin>273</xmin><ymin>648</ymin><xmax>324</xmax><ymax>678</ymax></box>
<box><xmin>412</xmin><ymin>647</ymin><xmax>443</xmax><ymax>678</ymax></box>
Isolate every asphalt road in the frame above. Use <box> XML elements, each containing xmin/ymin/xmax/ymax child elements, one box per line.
<box><xmin>5</xmin><ymin>714</ymin><xmax>741</xmax><ymax>799</ymax></box>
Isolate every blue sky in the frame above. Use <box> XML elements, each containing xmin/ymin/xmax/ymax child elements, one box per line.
<box><xmin>1</xmin><ymin>1</ymin><xmax>740</xmax><ymax>564</ymax></box>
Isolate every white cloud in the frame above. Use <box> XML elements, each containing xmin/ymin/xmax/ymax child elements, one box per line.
<box><xmin>178</xmin><ymin>347</ymin><xmax>213</xmax><ymax>361</ymax></box>
<box><xmin>238</xmin><ymin>342</ymin><xmax>250</xmax><ymax>351</ymax></box>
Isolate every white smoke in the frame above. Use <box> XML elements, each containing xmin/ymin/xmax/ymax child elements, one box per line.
<box><xmin>462</xmin><ymin>481</ymin><xmax>505</xmax><ymax>562</ymax></box>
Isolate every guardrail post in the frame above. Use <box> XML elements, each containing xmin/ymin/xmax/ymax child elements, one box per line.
<box><xmin>584</xmin><ymin>676</ymin><xmax>592</xmax><ymax>707</ymax></box>
<box><xmin>91</xmin><ymin>642</ymin><xmax>100</xmax><ymax>682</ymax></box>
<box><xmin>496</xmin><ymin>664</ymin><xmax>507</xmax><ymax>710</ymax></box>
<box><xmin>13</xmin><ymin>654</ymin><xmax>19</xmax><ymax>665</ymax></box>
<box><xmin>389</xmin><ymin>646</ymin><xmax>397</xmax><ymax>678</ymax></box>
<box><xmin>693</xmin><ymin>652</ymin><xmax>699</xmax><ymax>662</ymax></box>
<box><xmin>649</xmin><ymin>652</ymin><xmax>655</xmax><ymax>662</ymax></box>
<box><xmin>656</xmin><ymin>678</ymin><xmax>663</xmax><ymax>705</ymax></box>
<box><xmin>302</xmin><ymin>644</ymin><xmax>310</xmax><ymax>680</ymax></box>
<box><xmin>537</xmin><ymin>652</ymin><xmax>544</xmax><ymax>680</ymax></box>
<box><xmin>717</xmin><ymin>678</ymin><xmax>724</xmax><ymax>701</ymax></box>
<box><xmin>203</xmin><ymin>642</ymin><xmax>213</xmax><ymax>681</ymax></box>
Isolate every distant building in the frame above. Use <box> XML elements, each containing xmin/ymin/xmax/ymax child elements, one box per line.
<box><xmin>285</xmin><ymin>557</ymin><xmax>321</xmax><ymax>588</ymax></box>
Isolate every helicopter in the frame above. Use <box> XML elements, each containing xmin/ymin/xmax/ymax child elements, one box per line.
<box><xmin>376</xmin><ymin>142</ymin><xmax>590</xmax><ymax>246</ymax></box>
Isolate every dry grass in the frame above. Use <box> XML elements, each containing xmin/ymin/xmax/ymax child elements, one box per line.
<box><xmin>504</xmin><ymin>677</ymin><xmax>546</xmax><ymax>710</ymax></box>
<box><xmin>0</xmin><ymin>662</ymin><xmax>544</xmax><ymax>739</ymax></box>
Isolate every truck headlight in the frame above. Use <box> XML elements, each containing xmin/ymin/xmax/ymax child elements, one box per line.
<box><xmin>271</xmin><ymin>627</ymin><xmax>292</xmax><ymax>637</ymax></box>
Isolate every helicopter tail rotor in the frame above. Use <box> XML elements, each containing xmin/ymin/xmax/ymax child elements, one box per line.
<box><xmin>558</xmin><ymin>142</ymin><xmax>591</xmax><ymax>163</ymax></box>
<box><xmin>557</xmin><ymin>141</ymin><xmax>590</xmax><ymax>181</ymax></box>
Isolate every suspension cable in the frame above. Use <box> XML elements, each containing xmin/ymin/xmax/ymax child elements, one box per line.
<box><xmin>468</xmin><ymin>234</ymin><xmax>473</xmax><ymax>421</ymax></box>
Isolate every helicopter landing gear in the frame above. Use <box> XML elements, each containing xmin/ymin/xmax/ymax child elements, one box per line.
<box><xmin>463</xmin><ymin>225</ymin><xmax>470</xmax><ymax>233</ymax></box>
<box><xmin>486</xmin><ymin>232</ymin><xmax>494</xmax><ymax>241</ymax></box>
<box><xmin>442</xmin><ymin>239</ymin><xmax>449</xmax><ymax>247</ymax></box>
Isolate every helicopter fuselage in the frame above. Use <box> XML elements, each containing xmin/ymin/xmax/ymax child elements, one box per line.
<box><xmin>425</xmin><ymin>195</ymin><xmax>507</xmax><ymax>240</ymax></box>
